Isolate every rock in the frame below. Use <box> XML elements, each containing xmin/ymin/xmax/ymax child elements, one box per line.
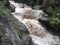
<box><xmin>13</xmin><ymin>17</ymin><xmax>29</xmax><ymax>34</ymax></box>
<box><xmin>19</xmin><ymin>3</ymin><xmax>25</xmax><ymax>8</ymax></box>
<box><xmin>24</xmin><ymin>4</ymin><xmax>32</xmax><ymax>8</ymax></box>
<box><xmin>33</xmin><ymin>5</ymin><xmax>40</xmax><ymax>10</ymax></box>
<box><xmin>0</xmin><ymin>16</ymin><xmax>21</xmax><ymax>45</ymax></box>
<box><xmin>38</xmin><ymin>13</ymin><xmax>49</xmax><ymax>21</ymax></box>
<box><xmin>9</xmin><ymin>1</ymin><xmax>19</xmax><ymax>8</ymax></box>
<box><xmin>11</xmin><ymin>15</ymin><xmax>34</xmax><ymax>45</ymax></box>
<box><xmin>34</xmin><ymin>10</ymin><xmax>44</xmax><ymax>19</ymax></box>
<box><xmin>9</xmin><ymin>3</ymin><xmax>15</xmax><ymax>12</ymax></box>
<box><xmin>0</xmin><ymin>14</ymin><xmax>34</xmax><ymax>45</ymax></box>
<box><xmin>38</xmin><ymin>13</ymin><xmax>49</xmax><ymax>30</ymax></box>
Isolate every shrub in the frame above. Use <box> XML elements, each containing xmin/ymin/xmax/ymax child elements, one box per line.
<box><xmin>0</xmin><ymin>2</ymin><xmax>5</xmax><ymax>17</ymax></box>
<box><xmin>49</xmin><ymin>17</ymin><xmax>60</xmax><ymax>25</ymax></box>
<box><xmin>46</xmin><ymin>6</ymin><xmax>60</xmax><ymax>28</ymax></box>
<box><xmin>46</xmin><ymin>7</ymin><xmax>54</xmax><ymax>15</ymax></box>
<box><xmin>0</xmin><ymin>2</ymin><xmax>11</xmax><ymax>17</ymax></box>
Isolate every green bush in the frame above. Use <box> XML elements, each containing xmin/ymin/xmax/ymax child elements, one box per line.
<box><xmin>49</xmin><ymin>17</ymin><xmax>60</xmax><ymax>25</ymax></box>
<box><xmin>46</xmin><ymin>7</ymin><xmax>60</xmax><ymax>27</ymax></box>
<box><xmin>46</xmin><ymin>7</ymin><xmax>54</xmax><ymax>15</ymax></box>
<box><xmin>0</xmin><ymin>2</ymin><xmax>5</xmax><ymax>17</ymax></box>
<box><xmin>0</xmin><ymin>2</ymin><xmax>11</xmax><ymax>17</ymax></box>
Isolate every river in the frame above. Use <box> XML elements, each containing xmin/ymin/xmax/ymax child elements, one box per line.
<box><xmin>9</xmin><ymin>0</ymin><xmax>60</xmax><ymax>45</ymax></box>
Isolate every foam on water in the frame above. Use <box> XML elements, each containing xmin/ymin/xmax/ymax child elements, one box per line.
<box><xmin>9</xmin><ymin>0</ymin><xmax>60</xmax><ymax>45</ymax></box>
<box><xmin>13</xmin><ymin>14</ymin><xmax>60</xmax><ymax>45</ymax></box>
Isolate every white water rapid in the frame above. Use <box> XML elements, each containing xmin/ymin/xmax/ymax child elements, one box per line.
<box><xmin>9</xmin><ymin>1</ymin><xmax>60</xmax><ymax>45</ymax></box>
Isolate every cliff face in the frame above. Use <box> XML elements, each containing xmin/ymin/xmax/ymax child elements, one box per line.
<box><xmin>0</xmin><ymin>14</ymin><xmax>34</xmax><ymax>45</ymax></box>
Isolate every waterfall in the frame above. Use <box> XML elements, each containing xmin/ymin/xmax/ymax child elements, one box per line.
<box><xmin>9</xmin><ymin>0</ymin><xmax>60</xmax><ymax>45</ymax></box>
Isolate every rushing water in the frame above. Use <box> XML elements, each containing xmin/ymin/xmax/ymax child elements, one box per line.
<box><xmin>9</xmin><ymin>1</ymin><xmax>60</xmax><ymax>45</ymax></box>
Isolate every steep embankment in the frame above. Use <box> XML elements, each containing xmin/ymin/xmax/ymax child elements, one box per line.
<box><xmin>0</xmin><ymin>10</ymin><xmax>34</xmax><ymax>45</ymax></box>
<box><xmin>0</xmin><ymin>1</ymin><xmax>33</xmax><ymax>45</ymax></box>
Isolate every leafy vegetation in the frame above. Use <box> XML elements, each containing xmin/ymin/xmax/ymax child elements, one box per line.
<box><xmin>46</xmin><ymin>7</ymin><xmax>60</xmax><ymax>26</ymax></box>
<box><xmin>0</xmin><ymin>2</ymin><xmax>10</xmax><ymax>17</ymax></box>
<box><xmin>46</xmin><ymin>7</ymin><xmax>54</xmax><ymax>15</ymax></box>
<box><xmin>45</xmin><ymin>6</ymin><xmax>60</xmax><ymax>31</ymax></box>
<box><xmin>0</xmin><ymin>2</ymin><xmax>5</xmax><ymax>17</ymax></box>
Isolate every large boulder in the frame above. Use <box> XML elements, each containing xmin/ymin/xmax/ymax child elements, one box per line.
<box><xmin>0</xmin><ymin>14</ymin><xmax>34</xmax><ymax>45</ymax></box>
<box><xmin>38</xmin><ymin>13</ymin><xmax>49</xmax><ymax>21</ymax></box>
<box><xmin>38</xmin><ymin>13</ymin><xmax>49</xmax><ymax>30</ymax></box>
<box><xmin>33</xmin><ymin>5</ymin><xmax>40</xmax><ymax>10</ymax></box>
<box><xmin>9</xmin><ymin>3</ymin><xmax>15</xmax><ymax>12</ymax></box>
